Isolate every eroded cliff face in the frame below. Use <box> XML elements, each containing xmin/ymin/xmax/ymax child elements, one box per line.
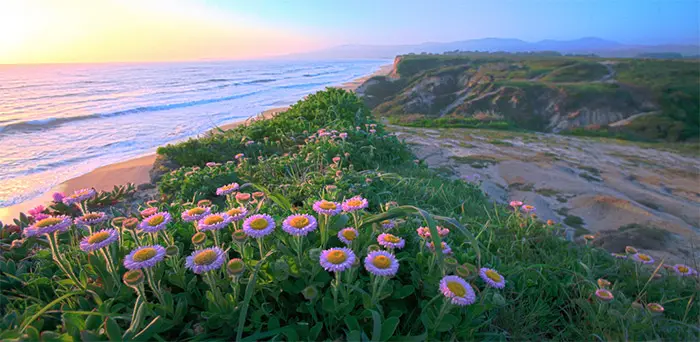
<box><xmin>363</xmin><ymin>56</ymin><xmax>657</xmax><ymax>133</ymax></box>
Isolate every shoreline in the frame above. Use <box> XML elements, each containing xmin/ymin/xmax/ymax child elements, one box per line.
<box><xmin>0</xmin><ymin>64</ymin><xmax>393</xmax><ymax>222</ymax></box>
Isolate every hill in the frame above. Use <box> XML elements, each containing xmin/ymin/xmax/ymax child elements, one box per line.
<box><xmin>360</xmin><ymin>53</ymin><xmax>700</xmax><ymax>141</ymax></box>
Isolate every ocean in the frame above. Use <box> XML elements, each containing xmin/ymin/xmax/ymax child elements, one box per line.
<box><xmin>0</xmin><ymin>59</ymin><xmax>389</xmax><ymax>207</ymax></box>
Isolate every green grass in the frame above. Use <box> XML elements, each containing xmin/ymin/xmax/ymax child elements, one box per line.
<box><xmin>1</xmin><ymin>89</ymin><xmax>698</xmax><ymax>341</ymax></box>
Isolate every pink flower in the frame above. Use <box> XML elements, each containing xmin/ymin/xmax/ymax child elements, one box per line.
<box><xmin>52</xmin><ymin>192</ymin><xmax>66</xmax><ymax>203</ymax></box>
<box><xmin>28</xmin><ymin>206</ymin><xmax>46</xmax><ymax>217</ymax></box>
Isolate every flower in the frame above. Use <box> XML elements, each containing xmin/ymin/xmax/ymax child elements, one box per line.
<box><xmin>226</xmin><ymin>206</ymin><xmax>248</xmax><ymax>221</ymax></box>
<box><xmin>242</xmin><ymin>214</ymin><xmax>276</xmax><ymax>238</ymax></box>
<box><xmin>625</xmin><ymin>246</ymin><xmax>638</xmax><ymax>254</ymax></box>
<box><xmin>192</xmin><ymin>232</ymin><xmax>207</xmax><ymax>245</ymax></box>
<box><xmin>319</xmin><ymin>247</ymin><xmax>355</xmax><ymax>272</ymax></box>
<box><xmin>122</xmin><ymin>218</ymin><xmax>139</xmax><ymax>230</ymax></box>
<box><xmin>520</xmin><ymin>205</ymin><xmax>536</xmax><ymax>213</ymax></box>
<box><xmin>364</xmin><ymin>250</ymin><xmax>399</xmax><ymax>277</ymax></box>
<box><xmin>583</xmin><ymin>234</ymin><xmax>595</xmax><ymax>241</ymax></box>
<box><xmin>181</xmin><ymin>207</ymin><xmax>212</xmax><ymax>222</ymax></box>
<box><xmin>28</xmin><ymin>205</ymin><xmax>45</xmax><ymax>217</ymax></box>
<box><xmin>282</xmin><ymin>214</ymin><xmax>318</xmax><ymax>236</ymax></box>
<box><xmin>227</xmin><ymin>258</ymin><xmax>245</xmax><ymax>276</ymax></box>
<box><xmin>313</xmin><ymin>200</ymin><xmax>342</xmax><ymax>216</ymax></box>
<box><xmin>611</xmin><ymin>253</ymin><xmax>627</xmax><ymax>259</ymax></box>
<box><xmin>197</xmin><ymin>199</ymin><xmax>212</xmax><ymax>207</ymax></box>
<box><xmin>140</xmin><ymin>207</ymin><xmax>158</xmax><ymax>218</ymax></box>
<box><xmin>509</xmin><ymin>200</ymin><xmax>523</xmax><ymax>208</ymax></box>
<box><xmin>235</xmin><ymin>153</ymin><xmax>245</xmax><ymax>160</ymax></box>
<box><xmin>232</xmin><ymin>230</ymin><xmax>247</xmax><ymax>242</ymax></box>
<box><xmin>632</xmin><ymin>253</ymin><xmax>655</xmax><ymax>264</ymax></box>
<box><xmin>80</xmin><ymin>229</ymin><xmax>118</xmax><ymax>252</ymax></box>
<box><xmin>339</xmin><ymin>132</ymin><xmax>348</xmax><ymax>139</ymax></box>
<box><xmin>416</xmin><ymin>226</ymin><xmax>449</xmax><ymax>239</ymax></box>
<box><xmin>439</xmin><ymin>275</ymin><xmax>476</xmax><ymax>306</ymax></box>
<box><xmin>74</xmin><ymin>212</ymin><xmax>109</xmax><ymax>228</ymax></box>
<box><xmin>377</xmin><ymin>233</ymin><xmax>405</xmax><ymax>249</ymax></box>
<box><xmin>546</xmin><ymin>219</ymin><xmax>555</xmax><ymax>226</ymax></box>
<box><xmin>166</xmin><ymin>245</ymin><xmax>179</xmax><ymax>257</ymax></box>
<box><xmin>380</xmin><ymin>220</ymin><xmax>396</xmax><ymax>230</ymax></box>
<box><xmin>52</xmin><ymin>192</ymin><xmax>66</xmax><ymax>203</ymax></box>
<box><xmin>646</xmin><ymin>302</ymin><xmax>665</xmax><ymax>314</ymax></box>
<box><xmin>197</xmin><ymin>213</ymin><xmax>233</xmax><ymax>232</ymax></box>
<box><xmin>597</xmin><ymin>278</ymin><xmax>611</xmax><ymax>288</ymax></box>
<box><xmin>123</xmin><ymin>270</ymin><xmax>144</xmax><ymax>287</ymax></box>
<box><xmin>123</xmin><ymin>245</ymin><xmax>166</xmax><ymax>270</ymax></box>
<box><xmin>62</xmin><ymin>188</ymin><xmax>97</xmax><ymax>206</ymax></box>
<box><xmin>672</xmin><ymin>264</ymin><xmax>697</xmax><ymax>277</ymax></box>
<box><xmin>338</xmin><ymin>227</ymin><xmax>358</xmax><ymax>245</ymax></box>
<box><xmin>332</xmin><ymin>156</ymin><xmax>341</xmax><ymax>164</ymax></box>
<box><xmin>479</xmin><ymin>268</ymin><xmax>506</xmax><ymax>289</ymax></box>
<box><xmin>216</xmin><ymin>182</ymin><xmax>240</xmax><ymax>196</ymax></box>
<box><xmin>341</xmin><ymin>196</ymin><xmax>368</xmax><ymax>212</ymax></box>
<box><xmin>252</xmin><ymin>192</ymin><xmax>265</xmax><ymax>200</ymax></box>
<box><xmin>235</xmin><ymin>193</ymin><xmax>251</xmax><ymax>204</ymax></box>
<box><xmin>24</xmin><ymin>216</ymin><xmax>72</xmax><ymax>237</ymax></box>
<box><xmin>185</xmin><ymin>247</ymin><xmax>226</xmax><ymax>274</ymax></box>
<box><xmin>456</xmin><ymin>265</ymin><xmax>471</xmax><ymax>278</ymax></box>
<box><xmin>595</xmin><ymin>289</ymin><xmax>614</xmax><ymax>302</ymax></box>
<box><xmin>138</xmin><ymin>212</ymin><xmax>171</xmax><ymax>233</ymax></box>
<box><xmin>426</xmin><ymin>241</ymin><xmax>452</xmax><ymax>255</ymax></box>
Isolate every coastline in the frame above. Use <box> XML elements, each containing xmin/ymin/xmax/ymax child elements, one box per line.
<box><xmin>0</xmin><ymin>64</ymin><xmax>393</xmax><ymax>222</ymax></box>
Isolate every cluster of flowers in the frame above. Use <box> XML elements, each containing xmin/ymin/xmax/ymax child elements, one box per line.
<box><xmin>509</xmin><ymin>200</ymin><xmax>535</xmax><ymax>214</ymax></box>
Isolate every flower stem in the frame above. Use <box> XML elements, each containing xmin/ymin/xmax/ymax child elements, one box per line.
<box><xmin>434</xmin><ymin>300</ymin><xmax>451</xmax><ymax>330</ymax></box>
<box><xmin>144</xmin><ymin>268</ymin><xmax>165</xmax><ymax>305</ymax></box>
<box><xmin>257</xmin><ymin>238</ymin><xmax>265</xmax><ymax>260</ymax></box>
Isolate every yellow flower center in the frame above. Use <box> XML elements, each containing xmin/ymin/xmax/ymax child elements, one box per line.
<box><xmin>289</xmin><ymin>216</ymin><xmax>309</xmax><ymax>229</ymax></box>
<box><xmin>342</xmin><ymin>229</ymin><xmax>357</xmax><ymax>241</ymax></box>
<box><xmin>347</xmin><ymin>199</ymin><xmax>363</xmax><ymax>207</ymax></box>
<box><xmin>83</xmin><ymin>213</ymin><xmax>101</xmax><ymax>220</ymax></box>
<box><xmin>319</xmin><ymin>201</ymin><xmax>337</xmax><ymax>210</ymax></box>
<box><xmin>194</xmin><ymin>250</ymin><xmax>218</xmax><ymax>265</ymax></box>
<box><xmin>203</xmin><ymin>215</ymin><xmax>224</xmax><ymax>225</ymax></box>
<box><xmin>326</xmin><ymin>250</ymin><xmax>347</xmax><ymax>264</ymax></box>
<box><xmin>383</xmin><ymin>234</ymin><xmax>400</xmax><ymax>243</ymax></box>
<box><xmin>227</xmin><ymin>208</ymin><xmax>243</xmax><ymax>215</ymax></box>
<box><xmin>372</xmin><ymin>255</ymin><xmax>391</xmax><ymax>269</ymax></box>
<box><xmin>35</xmin><ymin>217</ymin><xmax>63</xmax><ymax>228</ymax></box>
<box><xmin>222</xmin><ymin>184</ymin><xmax>235</xmax><ymax>191</ymax></box>
<box><xmin>678</xmin><ymin>266</ymin><xmax>689</xmax><ymax>273</ymax></box>
<box><xmin>381</xmin><ymin>220</ymin><xmax>390</xmax><ymax>225</ymax></box>
<box><xmin>88</xmin><ymin>231</ymin><xmax>111</xmax><ymax>244</ymax></box>
<box><xmin>250</xmin><ymin>218</ymin><xmax>269</xmax><ymax>230</ymax></box>
<box><xmin>147</xmin><ymin>215</ymin><xmax>164</xmax><ymax>226</ymax></box>
<box><xmin>638</xmin><ymin>254</ymin><xmax>650</xmax><ymax>261</ymax></box>
<box><xmin>485</xmin><ymin>270</ymin><xmax>502</xmax><ymax>282</ymax></box>
<box><xmin>188</xmin><ymin>208</ymin><xmax>206</xmax><ymax>215</ymax></box>
<box><xmin>447</xmin><ymin>281</ymin><xmax>466</xmax><ymax>297</ymax></box>
<box><xmin>598</xmin><ymin>290</ymin><xmax>612</xmax><ymax>299</ymax></box>
<box><xmin>133</xmin><ymin>248</ymin><xmax>157</xmax><ymax>262</ymax></box>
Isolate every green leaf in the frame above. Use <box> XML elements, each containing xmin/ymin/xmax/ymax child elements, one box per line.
<box><xmin>104</xmin><ymin>317</ymin><xmax>123</xmax><ymax>341</ymax></box>
<box><xmin>369</xmin><ymin>310</ymin><xmax>382</xmax><ymax>342</ymax></box>
<box><xmin>309</xmin><ymin>323</ymin><xmax>323</xmax><ymax>341</ymax></box>
<box><xmin>345</xmin><ymin>316</ymin><xmax>361</xmax><ymax>332</ymax></box>
<box><xmin>321</xmin><ymin>296</ymin><xmax>335</xmax><ymax>313</ymax></box>
<box><xmin>347</xmin><ymin>330</ymin><xmax>363</xmax><ymax>342</ymax></box>
<box><xmin>80</xmin><ymin>330</ymin><xmax>102</xmax><ymax>342</ymax></box>
<box><xmin>236</xmin><ymin>250</ymin><xmax>275</xmax><ymax>342</ymax></box>
<box><xmin>380</xmin><ymin>317</ymin><xmax>399</xmax><ymax>341</ymax></box>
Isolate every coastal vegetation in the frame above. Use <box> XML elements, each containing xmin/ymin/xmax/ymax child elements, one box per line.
<box><xmin>363</xmin><ymin>53</ymin><xmax>700</xmax><ymax>142</ymax></box>
<box><xmin>1</xmin><ymin>89</ymin><xmax>698</xmax><ymax>340</ymax></box>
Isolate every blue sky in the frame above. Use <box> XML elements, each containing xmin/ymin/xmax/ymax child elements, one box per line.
<box><xmin>215</xmin><ymin>0</ymin><xmax>699</xmax><ymax>45</ymax></box>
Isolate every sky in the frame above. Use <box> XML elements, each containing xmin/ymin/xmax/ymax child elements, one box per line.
<box><xmin>0</xmin><ymin>0</ymin><xmax>697</xmax><ymax>64</ymax></box>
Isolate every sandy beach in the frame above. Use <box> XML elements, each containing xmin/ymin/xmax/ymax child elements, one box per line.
<box><xmin>0</xmin><ymin>64</ymin><xmax>392</xmax><ymax>222</ymax></box>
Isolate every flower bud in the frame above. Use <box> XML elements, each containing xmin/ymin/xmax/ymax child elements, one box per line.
<box><xmin>444</xmin><ymin>257</ymin><xmax>458</xmax><ymax>269</ymax></box>
<box><xmin>111</xmin><ymin>217</ymin><xmax>126</xmax><ymax>227</ymax></box>
<box><xmin>335</xmin><ymin>170</ymin><xmax>343</xmax><ymax>177</ymax></box>
<box><xmin>302</xmin><ymin>286</ymin><xmax>318</xmax><ymax>301</ymax></box>
<box><xmin>227</xmin><ymin>258</ymin><xmax>245</xmax><ymax>276</ymax></box>
<box><xmin>197</xmin><ymin>199</ymin><xmax>212</xmax><ymax>207</ymax></box>
<box><xmin>165</xmin><ymin>245</ymin><xmax>179</xmax><ymax>257</ymax></box>
<box><xmin>232</xmin><ymin>230</ymin><xmax>247</xmax><ymax>243</ymax></box>
<box><xmin>646</xmin><ymin>302</ymin><xmax>664</xmax><ymax>314</ymax></box>
<box><xmin>597</xmin><ymin>278</ymin><xmax>611</xmax><ymax>288</ymax></box>
<box><xmin>252</xmin><ymin>192</ymin><xmax>265</xmax><ymax>200</ymax></box>
<box><xmin>625</xmin><ymin>246</ymin><xmax>638</xmax><ymax>254</ymax></box>
<box><xmin>308</xmin><ymin>248</ymin><xmax>322</xmax><ymax>261</ymax></box>
<box><xmin>140</xmin><ymin>207</ymin><xmax>158</xmax><ymax>218</ymax></box>
<box><xmin>123</xmin><ymin>269</ymin><xmax>144</xmax><ymax>287</ymax></box>
<box><xmin>367</xmin><ymin>244</ymin><xmax>380</xmax><ymax>253</ymax></box>
<box><xmin>456</xmin><ymin>265</ymin><xmax>471</xmax><ymax>278</ymax></box>
<box><xmin>122</xmin><ymin>218</ymin><xmax>139</xmax><ymax>230</ymax></box>
<box><xmin>192</xmin><ymin>232</ymin><xmax>207</xmax><ymax>246</ymax></box>
<box><xmin>332</xmin><ymin>156</ymin><xmax>341</xmax><ymax>164</ymax></box>
<box><xmin>546</xmin><ymin>219</ymin><xmax>555</xmax><ymax>226</ymax></box>
<box><xmin>583</xmin><ymin>234</ymin><xmax>595</xmax><ymax>241</ymax></box>
<box><xmin>235</xmin><ymin>193</ymin><xmax>251</xmax><ymax>204</ymax></box>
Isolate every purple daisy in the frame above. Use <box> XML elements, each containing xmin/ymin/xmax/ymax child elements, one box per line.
<box><xmin>338</xmin><ymin>227</ymin><xmax>358</xmax><ymax>245</ymax></box>
<box><xmin>185</xmin><ymin>247</ymin><xmax>226</xmax><ymax>274</ymax></box>
<box><xmin>312</xmin><ymin>200</ymin><xmax>342</xmax><ymax>216</ymax></box>
<box><xmin>138</xmin><ymin>212</ymin><xmax>171</xmax><ymax>233</ymax></box>
<box><xmin>282</xmin><ymin>214</ymin><xmax>318</xmax><ymax>236</ymax></box>
<box><xmin>439</xmin><ymin>275</ymin><xmax>476</xmax><ymax>306</ymax></box>
<box><xmin>319</xmin><ymin>247</ymin><xmax>355</xmax><ymax>273</ymax></box>
<box><xmin>24</xmin><ymin>216</ymin><xmax>72</xmax><ymax>237</ymax></box>
<box><xmin>520</xmin><ymin>205</ymin><xmax>536</xmax><ymax>213</ymax></box>
<box><xmin>595</xmin><ymin>289</ymin><xmax>614</xmax><ymax>302</ymax></box>
<box><xmin>79</xmin><ymin>229</ymin><xmax>118</xmax><ymax>252</ymax></box>
<box><xmin>62</xmin><ymin>188</ymin><xmax>97</xmax><ymax>206</ymax></box>
<box><xmin>242</xmin><ymin>214</ymin><xmax>276</xmax><ymax>238</ymax></box>
<box><xmin>380</xmin><ymin>220</ymin><xmax>396</xmax><ymax>230</ymax></box>
<box><xmin>181</xmin><ymin>207</ymin><xmax>212</xmax><ymax>222</ymax></box>
<box><xmin>74</xmin><ymin>212</ymin><xmax>109</xmax><ymax>228</ymax></box>
<box><xmin>377</xmin><ymin>233</ymin><xmax>405</xmax><ymax>249</ymax></box>
<box><xmin>341</xmin><ymin>196</ymin><xmax>368</xmax><ymax>212</ymax></box>
<box><xmin>123</xmin><ymin>245</ymin><xmax>166</xmax><ymax>270</ymax></box>
<box><xmin>216</xmin><ymin>182</ymin><xmax>240</xmax><ymax>196</ymax></box>
<box><xmin>672</xmin><ymin>264</ymin><xmax>697</xmax><ymax>277</ymax></box>
<box><xmin>52</xmin><ymin>192</ymin><xmax>66</xmax><ymax>203</ymax></box>
<box><xmin>632</xmin><ymin>253</ymin><xmax>655</xmax><ymax>265</ymax></box>
<box><xmin>364</xmin><ymin>251</ymin><xmax>399</xmax><ymax>277</ymax></box>
<box><xmin>226</xmin><ymin>206</ymin><xmax>248</xmax><ymax>221</ymax></box>
<box><xmin>197</xmin><ymin>213</ymin><xmax>233</xmax><ymax>232</ymax></box>
<box><xmin>426</xmin><ymin>241</ymin><xmax>452</xmax><ymax>255</ymax></box>
<box><xmin>479</xmin><ymin>267</ymin><xmax>506</xmax><ymax>289</ymax></box>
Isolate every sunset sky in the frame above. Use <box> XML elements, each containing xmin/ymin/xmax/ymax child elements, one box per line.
<box><xmin>1</xmin><ymin>0</ymin><xmax>697</xmax><ymax>64</ymax></box>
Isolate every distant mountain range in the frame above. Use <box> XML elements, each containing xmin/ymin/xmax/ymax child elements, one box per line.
<box><xmin>282</xmin><ymin>37</ymin><xmax>699</xmax><ymax>59</ymax></box>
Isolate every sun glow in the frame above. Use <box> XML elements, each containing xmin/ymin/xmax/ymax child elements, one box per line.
<box><xmin>0</xmin><ymin>0</ymin><xmax>322</xmax><ymax>64</ymax></box>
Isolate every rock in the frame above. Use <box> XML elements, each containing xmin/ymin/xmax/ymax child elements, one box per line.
<box><xmin>149</xmin><ymin>154</ymin><xmax>180</xmax><ymax>184</ymax></box>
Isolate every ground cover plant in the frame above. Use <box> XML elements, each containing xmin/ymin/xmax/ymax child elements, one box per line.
<box><xmin>1</xmin><ymin>89</ymin><xmax>698</xmax><ymax>341</ymax></box>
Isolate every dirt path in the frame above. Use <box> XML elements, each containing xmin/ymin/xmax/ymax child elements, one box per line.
<box><xmin>391</xmin><ymin>125</ymin><xmax>700</xmax><ymax>264</ymax></box>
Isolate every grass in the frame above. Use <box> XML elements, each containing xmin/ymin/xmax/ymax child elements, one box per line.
<box><xmin>449</xmin><ymin>155</ymin><xmax>499</xmax><ymax>169</ymax></box>
<box><xmin>0</xmin><ymin>89</ymin><xmax>698</xmax><ymax>341</ymax></box>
